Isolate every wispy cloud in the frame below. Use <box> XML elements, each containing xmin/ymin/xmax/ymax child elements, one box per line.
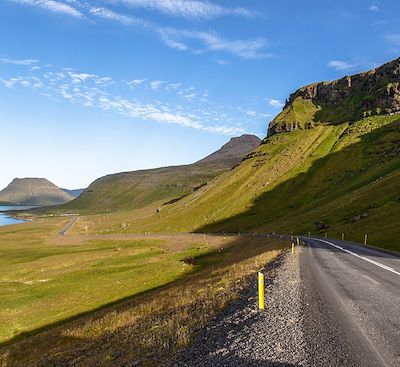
<box><xmin>0</xmin><ymin>61</ymin><xmax>258</xmax><ymax>136</ymax></box>
<box><xmin>0</xmin><ymin>57</ymin><xmax>40</xmax><ymax>65</ymax></box>
<box><xmin>268</xmin><ymin>99</ymin><xmax>284</xmax><ymax>108</ymax></box>
<box><xmin>115</xmin><ymin>0</ymin><xmax>257</xmax><ymax>20</ymax></box>
<box><xmin>89</xmin><ymin>6</ymin><xmax>148</xmax><ymax>26</ymax></box>
<box><xmin>328</xmin><ymin>60</ymin><xmax>357</xmax><ymax>71</ymax></box>
<box><xmin>10</xmin><ymin>0</ymin><xmax>83</xmax><ymax>17</ymax></box>
<box><xmin>10</xmin><ymin>1</ymin><xmax>269</xmax><ymax>60</ymax></box>
<box><xmin>369</xmin><ymin>5</ymin><xmax>379</xmax><ymax>11</ymax></box>
<box><xmin>385</xmin><ymin>33</ymin><xmax>400</xmax><ymax>46</ymax></box>
<box><xmin>150</xmin><ymin>80</ymin><xmax>165</xmax><ymax>90</ymax></box>
<box><xmin>160</xmin><ymin>29</ymin><xmax>269</xmax><ymax>59</ymax></box>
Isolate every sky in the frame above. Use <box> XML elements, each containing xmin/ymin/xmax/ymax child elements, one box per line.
<box><xmin>0</xmin><ymin>0</ymin><xmax>399</xmax><ymax>189</ymax></box>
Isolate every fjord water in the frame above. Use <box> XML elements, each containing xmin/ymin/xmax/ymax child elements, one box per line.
<box><xmin>0</xmin><ymin>206</ymin><xmax>31</xmax><ymax>226</ymax></box>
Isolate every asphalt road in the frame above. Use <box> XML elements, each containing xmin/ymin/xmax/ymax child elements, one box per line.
<box><xmin>300</xmin><ymin>237</ymin><xmax>400</xmax><ymax>367</ymax></box>
<box><xmin>58</xmin><ymin>216</ymin><xmax>78</xmax><ymax>235</ymax></box>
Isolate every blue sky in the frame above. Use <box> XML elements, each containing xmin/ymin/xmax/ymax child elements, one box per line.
<box><xmin>1</xmin><ymin>0</ymin><xmax>399</xmax><ymax>189</ymax></box>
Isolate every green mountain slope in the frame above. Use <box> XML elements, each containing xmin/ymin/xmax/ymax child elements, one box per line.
<box><xmin>61</xmin><ymin>134</ymin><xmax>261</xmax><ymax>213</ymax></box>
<box><xmin>122</xmin><ymin>58</ymin><xmax>400</xmax><ymax>251</ymax></box>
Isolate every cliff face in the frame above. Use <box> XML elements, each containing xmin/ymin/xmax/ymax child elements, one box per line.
<box><xmin>268</xmin><ymin>57</ymin><xmax>400</xmax><ymax>136</ymax></box>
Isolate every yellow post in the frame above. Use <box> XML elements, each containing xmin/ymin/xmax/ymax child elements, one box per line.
<box><xmin>292</xmin><ymin>242</ymin><xmax>295</xmax><ymax>254</ymax></box>
<box><xmin>341</xmin><ymin>233</ymin><xmax>345</xmax><ymax>240</ymax></box>
<box><xmin>364</xmin><ymin>234</ymin><xmax>368</xmax><ymax>245</ymax></box>
<box><xmin>258</xmin><ymin>272</ymin><xmax>265</xmax><ymax>310</ymax></box>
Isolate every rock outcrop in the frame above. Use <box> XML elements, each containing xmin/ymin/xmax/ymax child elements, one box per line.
<box><xmin>268</xmin><ymin>57</ymin><xmax>400</xmax><ymax>136</ymax></box>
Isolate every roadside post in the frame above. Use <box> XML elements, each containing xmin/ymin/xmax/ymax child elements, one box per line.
<box><xmin>364</xmin><ymin>234</ymin><xmax>368</xmax><ymax>245</ymax></box>
<box><xmin>292</xmin><ymin>242</ymin><xmax>295</xmax><ymax>254</ymax></box>
<box><xmin>341</xmin><ymin>233</ymin><xmax>345</xmax><ymax>240</ymax></box>
<box><xmin>258</xmin><ymin>272</ymin><xmax>265</xmax><ymax>310</ymax></box>
<box><xmin>296</xmin><ymin>237</ymin><xmax>300</xmax><ymax>246</ymax></box>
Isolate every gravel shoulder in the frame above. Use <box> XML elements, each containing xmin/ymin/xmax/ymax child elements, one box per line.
<box><xmin>169</xmin><ymin>249</ymin><xmax>308</xmax><ymax>367</ymax></box>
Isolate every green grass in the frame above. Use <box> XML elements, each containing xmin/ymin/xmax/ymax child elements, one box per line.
<box><xmin>1</xmin><ymin>234</ymin><xmax>285</xmax><ymax>366</ymax></box>
<box><xmin>0</xmin><ymin>220</ymin><xmax>226</xmax><ymax>343</ymax></box>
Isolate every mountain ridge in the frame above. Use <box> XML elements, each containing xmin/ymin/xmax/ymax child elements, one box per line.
<box><xmin>61</xmin><ymin>134</ymin><xmax>261</xmax><ymax>212</ymax></box>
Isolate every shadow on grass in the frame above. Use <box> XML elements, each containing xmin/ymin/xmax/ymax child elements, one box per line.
<box><xmin>0</xmin><ymin>235</ymin><xmax>287</xmax><ymax>367</ymax></box>
<box><xmin>194</xmin><ymin>119</ymin><xmax>400</xmax><ymax>253</ymax></box>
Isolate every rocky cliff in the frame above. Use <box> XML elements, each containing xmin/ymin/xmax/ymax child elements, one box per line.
<box><xmin>268</xmin><ymin>57</ymin><xmax>400</xmax><ymax>136</ymax></box>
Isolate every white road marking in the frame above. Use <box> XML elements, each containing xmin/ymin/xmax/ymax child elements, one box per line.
<box><xmin>311</xmin><ymin>238</ymin><xmax>400</xmax><ymax>277</ymax></box>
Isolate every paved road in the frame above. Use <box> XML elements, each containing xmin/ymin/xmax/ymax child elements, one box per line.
<box><xmin>300</xmin><ymin>237</ymin><xmax>400</xmax><ymax>367</ymax></box>
<box><xmin>58</xmin><ymin>216</ymin><xmax>78</xmax><ymax>235</ymax></box>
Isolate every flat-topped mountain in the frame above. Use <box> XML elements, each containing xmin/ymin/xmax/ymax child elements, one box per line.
<box><xmin>268</xmin><ymin>57</ymin><xmax>400</xmax><ymax>136</ymax></box>
<box><xmin>62</xmin><ymin>134</ymin><xmax>261</xmax><ymax>212</ymax></box>
<box><xmin>0</xmin><ymin>178</ymin><xmax>74</xmax><ymax>206</ymax></box>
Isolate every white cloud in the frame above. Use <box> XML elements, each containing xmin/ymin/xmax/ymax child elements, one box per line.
<box><xmin>268</xmin><ymin>99</ymin><xmax>284</xmax><ymax>108</ymax></box>
<box><xmin>328</xmin><ymin>60</ymin><xmax>357</xmax><ymax>71</ymax></box>
<box><xmin>10</xmin><ymin>0</ymin><xmax>83</xmax><ymax>17</ymax></box>
<box><xmin>160</xmin><ymin>29</ymin><xmax>269</xmax><ymax>59</ymax></box>
<box><xmin>115</xmin><ymin>0</ymin><xmax>257</xmax><ymax>20</ymax></box>
<box><xmin>369</xmin><ymin>5</ymin><xmax>379</xmax><ymax>11</ymax></box>
<box><xmin>89</xmin><ymin>7</ymin><xmax>145</xmax><ymax>25</ymax></box>
<box><xmin>217</xmin><ymin>59</ymin><xmax>230</xmax><ymax>65</ymax></box>
<box><xmin>127</xmin><ymin>79</ymin><xmax>146</xmax><ymax>88</ymax></box>
<box><xmin>385</xmin><ymin>33</ymin><xmax>400</xmax><ymax>46</ymax></box>
<box><xmin>0</xmin><ymin>57</ymin><xmax>40</xmax><ymax>65</ymax></box>
<box><xmin>0</xmin><ymin>62</ymin><xmax>253</xmax><ymax>136</ymax></box>
<box><xmin>150</xmin><ymin>80</ymin><xmax>165</xmax><ymax>90</ymax></box>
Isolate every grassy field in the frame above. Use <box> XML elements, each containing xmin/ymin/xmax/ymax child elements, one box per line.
<box><xmin>0</xmin><ymin>218</ymin><xmax>286</xmax><ymax>366</ymax></box>
<box><xmin>0</xmin><ymin>217</ymin><xmax>247</xmax><ymax>343</ymax></box>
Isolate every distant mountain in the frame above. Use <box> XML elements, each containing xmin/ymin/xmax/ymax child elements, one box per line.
<box><xmin>62</xmin><ymin>188</ymin><xmax>85</xmax><ymax>198</ymax></box>
<box><xmin>62</xmin><ymin>134</ymin><xmax>261</xmax><ymax>212</ymax></box>
<box><xmin>0</xmin><ymin>178</ymin><xmax>74</xmax><ymax>206</ymax></box>
<box><xmin>197</xmin><ymin>134</ymin><xmax>261</xmax><ymax>165</ymax></box>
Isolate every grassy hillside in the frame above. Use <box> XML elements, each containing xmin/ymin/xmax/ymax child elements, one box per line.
<box><xmin>58</xmin><ymin>135</ymin><xmax>261</xmax><ymax>213</ymax></box>
<box><xmin>88</xmin><ymin>114</ymin><xmax>399</xmax><ymax>252</ymax></box>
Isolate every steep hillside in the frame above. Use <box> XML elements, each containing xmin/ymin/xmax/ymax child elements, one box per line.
<box><xmin>62</xmin><ymin>134</ymin><xmax>261</xmax><ymax>212</ymax></box>
<box><xmin>0</xmin><ymin>178</ymin><xmax>74</xmax><ymax>206</ymax></box>
<box><xmin>110</xmin><ymin>58</ymin><xmax>400</xmax><ymax>251</ymax></box>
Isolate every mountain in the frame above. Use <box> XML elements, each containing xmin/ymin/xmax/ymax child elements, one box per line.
<box><xmin>268</xmin><ymin>57</ymin><xmax>400</xmax><ymax>136</ymax></box>
<box><xmin>197</xmin><ymin>134</ymin><xmax>262</xmax><ymax>165</ymax></box>
<box><xmin>62</xmin><ymin>188</ymin><xmax>85</xmax><ymax>198</ymax></box>
<box><xmin>124</xmin><ymin>57</ymin><xmax>400</xmax><ymax>252</ymax></box>
<box><xmin>0</xmin><ymin>178</ymin><xmax>74</xmax><ymax>206</ymax></box>
<box><xmin>61</xmin><ymin>134</ymin><xmax>261</xmax><ymax>212</ymax></box>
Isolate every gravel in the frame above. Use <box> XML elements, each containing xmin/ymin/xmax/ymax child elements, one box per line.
<box><xmin>169</xmin><ymin>249</ymin><xmax>309</xmax><ymax>367</ymax></box>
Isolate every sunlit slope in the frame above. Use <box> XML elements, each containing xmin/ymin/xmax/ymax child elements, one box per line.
<box><xmin>61</xmin><ymin>135</ymin><xmax>261</xmax><ymax>213</ymax></box>
<box><xmin>130</xmin><ymin>115</ymin><xmax>399</xmax><ymax>251</ymax></box>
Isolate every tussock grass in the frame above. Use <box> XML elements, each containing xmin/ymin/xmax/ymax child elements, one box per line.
<box><xmin>1</xmin><ymin>236</ymin><xmax>285</xmax><ymax>367</ymax></box>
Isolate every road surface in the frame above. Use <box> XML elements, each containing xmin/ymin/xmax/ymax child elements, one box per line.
<box><xmin>58</xmin><ymin>216</ymin><xmax>78</xmax><ymax>235</ymax></box>
<box><xmin>300</xmin><ymin>237</ymin><xmax>400</xmax><ymax>367</ymax></box>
